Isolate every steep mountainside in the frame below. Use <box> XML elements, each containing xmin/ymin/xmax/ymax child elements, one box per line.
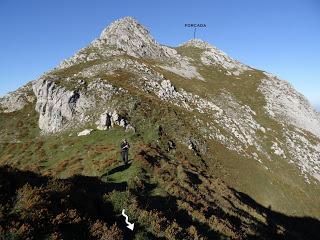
<box><xmin>1</xmin><ymin>17</ymin><xmax>319</xmax><ymax>239</ymax></box>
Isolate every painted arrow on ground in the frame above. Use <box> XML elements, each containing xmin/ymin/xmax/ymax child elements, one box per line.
<box><xmin>121</xmin><ymin>209</ymin><xmax>135</xmax><ymax>231</ymax></box>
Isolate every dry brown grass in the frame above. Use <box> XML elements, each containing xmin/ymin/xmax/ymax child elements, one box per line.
<box><xmin>52</xmin><ymin>156</ymin><xmax>84</xmax><ymax>176</ymax></box>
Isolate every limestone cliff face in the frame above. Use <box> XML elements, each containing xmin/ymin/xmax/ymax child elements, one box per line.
<box><xmin>32</xmin><ymin>78</ymin><xmax>93</xmax><ymax>133</ymax></box>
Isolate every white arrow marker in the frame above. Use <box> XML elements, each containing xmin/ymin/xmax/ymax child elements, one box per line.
<box><xmin>121</xmin><ymin>209</ymin><xmax>135</xmax><ymax>231</ymax></box>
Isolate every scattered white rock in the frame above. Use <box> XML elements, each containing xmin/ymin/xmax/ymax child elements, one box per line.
<box><xmin>284</xmin><ymin>128</ymin><xmax>320</xmax><ymax>181</ymax></box>
<box><xmin>181</xmin><ymin>39</ymin><xmax>250</xmax><ymax>75</ymax></box>
<box><xmin>259</xmin><ymin>73</ymin><xmax>320</xmax><ymax>138</ymax></box>
<box><xmin>160</xmin><ymin>61</ymin><xmax>204</xmax><ymax>81</ymax></box>
<box><xmin>77</xmin><ymin>129</ymin><xmax>93</xmax><ymax>136</ymax></box>
<box><xmin>271</xmin><ymin>142</ymin><xmax>286</xmax><ymax>158</ymax></box>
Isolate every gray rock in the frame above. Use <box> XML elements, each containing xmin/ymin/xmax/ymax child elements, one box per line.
<box><xmin>119</xmin><ymin>119</ymin><xmax>126</xmax><ymax>127</ymax></box>
<box><xmin>99</xmin><ymin>17</ymin><xmax>176</xmax><ymax>59</ymax></box>
<box><xmin>259</xmin><ymin>73</ymin><xmax>320</xmax><ymax>138</ymax></box>
<box><xmin>0</xmin><ymin>84</ymin><xmax>35</xmax><ymax>113</ymax></box>
<box><xmin>77</xmin><ymin>129</ymin><xmax>93</xmax><ymax>136</ymax></box>
<box><xmin>111</xmin><ymin>111</ymin><xmax>119</xmax><ymax>124</ymax></box>
<box><xmin>32</xmin><ymin>78</ymin><xmax>93</xmax><ymax>133</ymax></box>
<box><xmin>181</xmin><ymin>39</ymin><xmax>250</xmax><ymax>75</ymax></box>
<box><xmin>125</xmin><ymin>124</ymin><xmax>135</xmax><ymax>132</ymax></box>
<box><xmin>97</xmin><ymin>112</ymin><xmax>112</xmax><ymax>130</ymax></box>
<box><xmin>96</xmin><ymin>110</ymin><xmax>134</xmax><ymax>131</ymax></box>
<box><xmin>102</xmin><ymin>112</ymin><xmax>112</xmax><ymax>126</ymax></box>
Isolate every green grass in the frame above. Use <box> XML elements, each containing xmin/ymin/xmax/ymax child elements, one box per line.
<box><xmin>1</xmin><ymin>45</ymin><xmax>320</xmax><ymax>221</ymax></box>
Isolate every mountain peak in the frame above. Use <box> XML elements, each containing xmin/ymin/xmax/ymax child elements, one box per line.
<box><xmin>98</xmin><ymin>16</ymin><xmax>173</xmax><ymax>59</ymax></box>
<box><xmin>181</xmin><ymin>38</ymin><xmax>214</xmax><ymax>49</ymax></box>
<box><xmin>100</xmin><ymin>16</ymin><xmax>144</xmax><ymax>40</ymax></box>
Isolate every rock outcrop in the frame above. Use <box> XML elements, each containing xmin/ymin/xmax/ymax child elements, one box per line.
<box><xmin>32</xmin><ymin>78</ymin><xmax>93</xmax><ymax>133</ymax></box>
<box><xmin>99</xmin><ymin>17</ymin><xmax>176</xmax><ymax>59</ymax></box>
<box><xmin>259</xmin><ymin>73</ymin><xmax>320</xmax><ymax>138</ymax></box>
<box><xmin>97</xmin><ymin>110</ymin><xmax>135</xmax><ymax>132</ymax></box>
<box><xmin>181</xmin><ymin>39</ymin><xmax>250</xmax><ymax>75</ymax></box>
<box><xmin>0</xmin><ymin>83</ymin><xmax>35</xmax><ymax>113</ymax></box>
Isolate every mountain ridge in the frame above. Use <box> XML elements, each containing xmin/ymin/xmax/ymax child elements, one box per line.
<box><xmin>0</xmin><ymin>16</ymin><xmax>320</xmax><ymax>239</ymax></box>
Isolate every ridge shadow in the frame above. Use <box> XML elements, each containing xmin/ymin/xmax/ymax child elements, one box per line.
<box><xmin>0</xmin><ymin>165</ymin><xmax>319</xmax><ymax>240</ymax></box>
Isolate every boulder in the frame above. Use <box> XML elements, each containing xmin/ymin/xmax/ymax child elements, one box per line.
<box><xmin>125</xmin><ymin>124</ymin><xmax>135</xmax><ymax>132</ymax></box>
<box><xmin>77</xmin><ymin>129</ymin><xmax>93</xmax><ymax>136</ymax></box>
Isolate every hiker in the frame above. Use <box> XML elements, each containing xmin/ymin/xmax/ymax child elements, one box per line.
<box><xmin>120</xmin><ymin>139</ymin><xmax>130</xmax><ymax>164</ymax></box>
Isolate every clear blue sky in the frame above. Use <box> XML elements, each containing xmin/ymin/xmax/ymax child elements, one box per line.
<box><xmin>0</xmin><ymin>0</ymin><xmax>319</xmax><ymax>109</ymax></box>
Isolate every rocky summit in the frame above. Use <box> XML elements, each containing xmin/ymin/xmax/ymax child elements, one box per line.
<box><xmin>0</xmin><ymin>17</ymin><xmax>320</xmax><ymax>240</ymax></box>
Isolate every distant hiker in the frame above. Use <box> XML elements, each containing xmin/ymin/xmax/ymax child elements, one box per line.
<box><xmin>105</xmin><ymin>114</ymin><xmax>111</xmax><ymax>129</ymax></box>
<box><xmin>120</xmin><ymin>139</ymin><xmax>130</xmax><ymax>164</ymax></box>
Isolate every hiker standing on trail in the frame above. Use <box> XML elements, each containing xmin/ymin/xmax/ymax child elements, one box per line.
<box><xmin>120</xmin><ymin>139</ymin><xmax>130</xmax><ymax>164</ymax></box>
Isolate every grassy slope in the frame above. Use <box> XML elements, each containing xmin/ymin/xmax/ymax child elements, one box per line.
<box><xmin>1</xmin><ymin>101</ymin><xmax>320</xmax><ymax>239</ymax></box>
<box><xmin>168</xmin><ymin>46</ymin><xmax>320</xmax><ymax>218</ymax></box>
<box><xmin>0</xmin><ymin>45</ymin><xmax>320</xmax><ymax>238</ymax></box>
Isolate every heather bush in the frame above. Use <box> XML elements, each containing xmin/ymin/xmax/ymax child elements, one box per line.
<box><xmin>90</xmin><ymin>220</ymin><xmax>123</xmax><ymax>240</ymax></box>
<box><xmin>105</xmin><ymin>191</ymin><xmax>130</xmax><ymax>211</ymax></box>
<box><xmin>13</xmin><ymin>184</ymin><xmax>49</xmax><ymax>221</ymax></box>
<box><xmin>164</xmin><ymin>220</ymin><xmax>183</xmax><ymax>240</ymax></box>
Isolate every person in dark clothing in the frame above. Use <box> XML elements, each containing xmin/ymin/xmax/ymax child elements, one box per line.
<box><xmin>120</xmin><ymin>139</ymin><xmax>130</xmax><ymax>164</ymax></box>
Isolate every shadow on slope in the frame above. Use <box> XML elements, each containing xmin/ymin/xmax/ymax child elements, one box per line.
<box><xmin>0</xmin><ymin>165</ymin><xmax>319</xmax><ymax>240</ymax></box>
<box><xmin>0</xmin><ymin>165</ymin><xmax>130</xmax><ymax>239</ymax></box>
<box><xmin>136</xmin><ymin>193</ymin><xmax>222</xmax><ymax>239</ymax></box>
<box><xmin>231</xmin><ymin>188</ymin><xmax>320</xmax><ymax>240</ymax></box>
<box><xmin>103</xmin><ymin>162</ymin><xmax>132</xmax><ymax>176</ymax></box>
